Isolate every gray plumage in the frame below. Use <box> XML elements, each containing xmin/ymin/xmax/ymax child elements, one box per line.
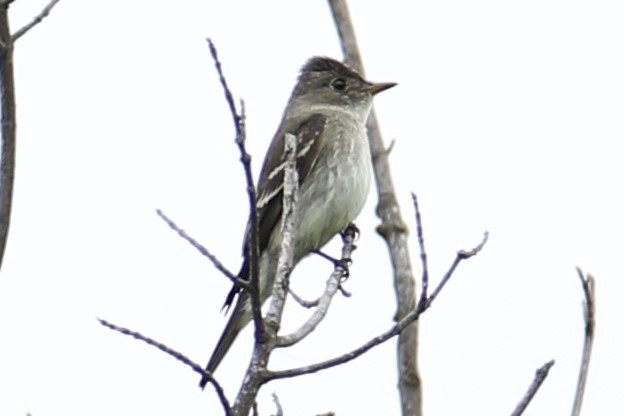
<box><xmin>200</xmin><ymin>57</ymin><xmax>395</xmax><ymax>388</ymax></box>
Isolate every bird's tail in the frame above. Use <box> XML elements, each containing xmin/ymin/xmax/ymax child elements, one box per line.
<box><xmin>199</xmin><ymin>293</ymin><xmax>252</xmax><ymax>389</ymax></box>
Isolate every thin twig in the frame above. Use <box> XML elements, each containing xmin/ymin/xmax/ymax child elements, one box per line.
<box><xmin>238</xmin><ymin>100</ymin><xmax>263</xmax><ymax>327</ymax></box>
<box><xmin>422</xmin><ymin>231</ymin><xmax>489</xmax><ymax>311</ymax></box>
<box><xmin>289</xmin><ymin>277</ymin><xmax>352</xmax><ymax>309</ymax></box>
<box><xmin>155</xmin><ymin>209</ymin><xmax>242</xmax><ymax>286</ymax></box>
<box><xmin>572</xmin><ymin>268</ymin><xmax>595</xmax><ymax>416</ymax></box>
<box><xmin>12</xmin><ymin>0</ymin><xmax>61</xmax><ymax>41</ymax></box>
<box><xmin>271</xmin><ymin>393</ymin><xmax>284</xmax><ymax>416</ymax></box>
<box><xmin>98</xmin><ymin>318</ymin><xmax>231</xmax><ymax>415</ymax></box>
<box><xmin>510</xmin><ymin>360</ymin><xmax>555</xmax><ymax>416</ymax></box>
<box><xmin>412</xmin><ymin>193</ymin><xmax>429</xmax><ymax>305</ymax></box>
<box><xmin>206</xmin><ymin>38</ymin><xmax>240</xmax><ymax>133</ymax></box>
<box><xmin>206</xmin><ymin>39</ymin><xmax>262</xmax><ymax>334</ymax></box>
<box><xmin>289</xmin><ymin>288</ymin><xmax>320</xmax><ymax>308</ymax></box>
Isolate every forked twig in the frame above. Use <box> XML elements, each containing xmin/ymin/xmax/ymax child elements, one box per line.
<box><xmin>421</xmin><ymin>231</ymin><xmax>489</xmax><ymax>312</ymax></box>
<box><xmin>268</xmin><ymin>232</ymin><xmax>488</xmax><ymax>380</ymax></box>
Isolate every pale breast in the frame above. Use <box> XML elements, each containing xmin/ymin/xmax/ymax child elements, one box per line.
<box><xmin>292</xmin><ymin>115</ymin><xmax>371</xmax><ymax>260</ymax></box>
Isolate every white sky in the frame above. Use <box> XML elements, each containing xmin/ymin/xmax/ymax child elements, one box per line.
<box><xmin>1</xmin><ymin>1</ymin><xmax>623</xmax><ymax>415</ymax></box>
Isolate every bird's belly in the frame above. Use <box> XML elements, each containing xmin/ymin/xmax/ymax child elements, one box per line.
<box><xmin>294</xmin><ymin>149</ymin><xmax>371</xmax><ymax>260</ymax></box>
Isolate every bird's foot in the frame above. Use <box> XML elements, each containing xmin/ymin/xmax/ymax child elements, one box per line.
<box><xmin>341</xmin><ymin>222</ymin><xmax>360</xmax><ymax>242</ymax></box>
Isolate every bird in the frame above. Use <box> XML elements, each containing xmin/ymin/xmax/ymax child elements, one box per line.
<box><xmin>200</xmin><ymin>56</ymin><xmax>395</xmax><ymax>388</ymax></box>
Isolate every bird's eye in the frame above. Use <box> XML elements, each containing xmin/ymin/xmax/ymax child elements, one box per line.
<box><xmin>330</xmin><ymin>78</ymin><xmax>347</xmax><ymax>91</ymax></box>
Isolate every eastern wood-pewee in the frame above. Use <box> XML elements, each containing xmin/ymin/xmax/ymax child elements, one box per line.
<box><xmin>200</xmin><ymin>56</ymin><xmax>395</xmax><ymax>387</ymax></box>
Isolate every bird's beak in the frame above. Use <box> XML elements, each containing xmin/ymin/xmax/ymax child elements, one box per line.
<box><xmin>366</xmin><ymin>82</ymin><xmax>397</xmax><ymax>95</ymax></box>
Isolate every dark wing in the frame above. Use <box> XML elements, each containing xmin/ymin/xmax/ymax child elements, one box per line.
<box><xmin>223</xmin><ymin>113</ymin><xmax>328</xmax><ymax>309</ymax></box>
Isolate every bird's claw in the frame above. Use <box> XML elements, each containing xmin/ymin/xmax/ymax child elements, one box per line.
<box><xmin>341</xmin><ymin>223</ymin><xmax>360</xmax><ymax>242</ymax></box>
<box><xmin>336</xmin><ymin>258</ymin><xmax>351</xmax><ymax>281</ymax></box>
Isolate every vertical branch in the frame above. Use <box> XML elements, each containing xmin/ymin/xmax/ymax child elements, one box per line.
<box><xmin>572</xmin><ymin>268</ymin><xmax>596</xmax><ymax>416</ymax></box>
<box><xmin>0</xmin><ymin>3</ymin><xmax>16</xmax><ymax>275</ymax></box>
<box><xmin>263</xmin><ymin>132</ymin><xmax>298</xmax><ymax>347</ymax></box>
<box><xmin>238</xmin><ymin>101</ymin><xmax>264</xmax><ymax>334</ymax></box>
<box><xmin>327</xmin><ymin>1</ymin><xmax>421</xmax><ymax>415</ymax></box>
<box><xmin>206</xmin><ymin>39</ymin><xmax>263</xmax><ymax>336</ymax></box>
<box><xmin>411</xmin><ymin>193</ymin><xmax>429</xmax><ymax>306</ymax></box>
<box><xmin>232</xmin><ymin>133</ymin><xmax>299</xmax><ymax>416</ymax></box>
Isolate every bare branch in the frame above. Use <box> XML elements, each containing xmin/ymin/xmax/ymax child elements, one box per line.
<box><xmin>11</xmin><ymin>0</ymin><xmax>61</xmax><ymax>41</ymax></box>
<box><xmin>572</xmin><ymin>268</ymin><xmax>596</xmax><ymax>416</ymax></box>
<box><xmin>288</xmin><ymin>256</ymin><xmax>353</xmax><ymax>308</ymax></box>
<box><xmin>239</xmin><ymin>101</ymin><xmax>263</xmax><ymax>330</ymax></box>
<box><xmin>510</xmin><ymin>360</ymin><xmax>555</xmax><ymax>416</ymax></box>
<box><xmin>326</xmin><ymin>1</ymin><xmax>421</xmax><ymax>414</ymax></box>
<box><xmin>206</xmin><ymin>39</ymin><xmax>263</xmax><ymax>334</ymax></box>
<box><xmin>155</xmin><ymin>209</ymin><xmax>243</xmax><ymax>287</ymax></box>
<box><xmin>269</xmin><ymin>307</ymin><xmax>405</xmax><ymax>380</ymax></box>
<box><xmin>231</xmin><ymin>133</ymin><xmax>299</xmax><ymax>415</ymax></box>
<box><xmin>206</xmin><ymin>39</ymin><xmax>240</xmax><ymax>134</ymax></box>
<box><xmin>411</xmin><ymin>193</ymin><xmax>429</xmax><ymax>305</ymax></box>
<box><xmin>264</xmin><ymin>132</ymin><xmax>299</xmax><ymax>335</ymax></box>
<box><xmin>269</xmin><ymin>234</ymin><xmax>486</xmax><ymax>380</ymax></box>
<box><xmin>423</xmin><ymin>231</ymin><xmax>488</xmax><ymax>311</ymax></box>
<box><xmin>277</xmin><ymin>230</ymin><xmax>357</xmax><ymax>347</ymax></box>
<box><xmin>97</xmin><ymin>318</ymin><xmax>231</xmax><ymax>415</ymax></box>
<box><xmin>288</xmin><ymin>241</ymin><xmax>354</xmax><ymax>310</ymax></box>
<box><xmin>0</xmin><ymin>4</ymin><xmax>16</xmax><ymax>275</ymax></box>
